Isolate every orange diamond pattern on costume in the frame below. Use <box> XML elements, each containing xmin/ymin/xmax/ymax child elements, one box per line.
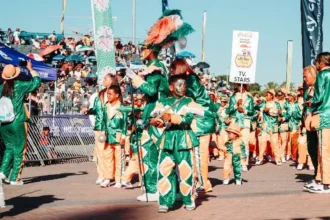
<box><xmin>178</xmin><ymin>161</ymin><xmax>192</xmax><ymax>182</ymax></box>
<box><xmin>158</xmin><ymin>177</ymin><xmax>171</xmax><ymax>196</ymax></box>
<box><xmin>180</xmin><ymin>181</ymin><xmax>191</xmax><ymax>197</ymax></box>
<box><xmin>159</xmin><ymin>157</ymin><xmax>175</xmax><ymax>177</ymax></box>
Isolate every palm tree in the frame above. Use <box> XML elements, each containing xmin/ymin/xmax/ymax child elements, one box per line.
<box><xmin>264</xmin><ymin>81</ymin><xmax>278</xmax><ymax>90</ymax></box>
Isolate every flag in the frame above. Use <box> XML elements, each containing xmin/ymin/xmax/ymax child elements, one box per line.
<box><xmin>301</xmin><ymin>0</ymin><xmax>324</xmax><ymax>67</ymax></box>
<box><xmin>161</xmin><ymin>0</ymin><xmax>176</xmax><ymax>69</ymax></box>
<box><xmin>91</xmin><ymin>0</ymin><xmax>116</xmax><ymax>88</ymax></box>
<box><xmin>162</xmin><ymin>0</ymin><xmax>168</xmax><ymax>12</ymax></box>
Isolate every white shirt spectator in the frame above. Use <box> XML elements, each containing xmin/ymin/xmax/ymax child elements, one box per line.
<box><xmin>13</xmin><ymin>30</ymin><xmax>20</xmax><ymax>44</ymax></box>
<box><xmin>74</xmin><ymin>71</ymin><xmax>82</xmax><ymax>79</ymax></box>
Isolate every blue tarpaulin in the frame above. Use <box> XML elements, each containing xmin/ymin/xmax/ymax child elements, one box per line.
<box><xmin>0</xmin><ymin>42</ymin><xmax>57</xmax><ymax>81</ymax></box>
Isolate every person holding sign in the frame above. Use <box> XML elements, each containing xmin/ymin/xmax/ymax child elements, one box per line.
<box><xmin>255</xmin><ymin>89</ymin><xmax>282</xmax><ymax>166</ymax></box>
<box><xmin>226</xmin><ymin>84</ymin><xmax>254</xmax><ymax>171</ymax></box>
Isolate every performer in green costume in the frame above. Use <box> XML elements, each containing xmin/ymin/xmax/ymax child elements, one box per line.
<box><xmin>222</xmin><ymin>123</ymin><xmax>247</xmax><ymax>185</ymax></box>
<box><xmin>255</xmin><ymin>89</ymin><xmax>282</xmax><ymax>166</ymax></box>
<box><xmin>126</xmin><ymin>9</ymin><xmax>194</xmax><ymax>201</ymax></box>
<box><xmin>150</xmin><ymin>74</ymin><xmax>203</xmax><ymax>213</ymax></box>
<box><xmin>0</xmin><ymin>63</ymin><xmax>41</xmax><ymax>185</ymax></box>
<box><xmin>306</xmin><ymin>53</ymin><xmax>330</xmax><ymax>193</ymax></box>
<box><xmin>226</xmin><ymin>84</ymin><xmax>254</xmax><ymax>171</ymax></box>
<box><xmin>169</xmin><ymin>58</ymin><xmax>216</xmax><ymax>193</ymax></box>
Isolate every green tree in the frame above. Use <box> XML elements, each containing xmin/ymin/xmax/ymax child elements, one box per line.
<box><xmin>279</xmin><ymin>81</ymin><xmax>296</xmax><ymax>91</ymax></box>
<box><xmin>248</xmin><ymin>83</ymin><xmax>261</xmax><ymax>92</ymax></box>
<box><xmin>264</xmin><ymin>81</ymin><xmax>279</xmax><ymax>90</ymax></box>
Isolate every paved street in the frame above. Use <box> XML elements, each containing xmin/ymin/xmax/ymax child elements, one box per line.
<box><xmin>1</xmin><ymin>159</ymin><xmax>330</xmax><ymax>220</ymax></box>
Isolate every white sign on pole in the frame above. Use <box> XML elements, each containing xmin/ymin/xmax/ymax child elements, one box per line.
<box><xmin>229</xmin><ymin>30</ymin><xmax>259</xmax><ymax>84</ymax></box>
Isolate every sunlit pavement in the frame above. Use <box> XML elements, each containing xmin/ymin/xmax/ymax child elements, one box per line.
<box><xmin>1</xmin><ymin>159</ymin><xmax>330</xmax><ymax>220</ymax></box>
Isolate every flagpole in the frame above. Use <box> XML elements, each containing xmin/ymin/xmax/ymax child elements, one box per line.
<box><xmin>286</xmin><ymin>40</ymin><xmax>293</xmax><ymax>91</ymax></box>
<box><xmin>90</xmin><ymin>0</ymin><xmax>97</xmax><ymax>56</ymax></box>
<box><xmin>132</xmin><ymin>0</ymin><xmax>136</xmax><ymax>45</ymax></box>
<box><xmin>202</xmin><ymin>11</ymin><xmax>207</xmax><ymax>61</ymax></box>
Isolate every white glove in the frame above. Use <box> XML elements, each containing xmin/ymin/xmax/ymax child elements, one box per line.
<box><xmin>184</xmin><ymin>107</ymin><xmax>205</xmax><ymax>117</ymax></box>
<box><xmin>140</xmin><ymin>64</ymin><xmax>163</xmax><ymax>76</ymax></box>
<box><xmin>126</xmin><ymin>68</ymin><xmax>137</xmax><ymax>79</ymax></box>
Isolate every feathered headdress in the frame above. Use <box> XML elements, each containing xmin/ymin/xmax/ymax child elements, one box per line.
<box><xmin>145</xmin><ymin>9</ymin><xmax>194</xmax><ymax>52</ymax></box>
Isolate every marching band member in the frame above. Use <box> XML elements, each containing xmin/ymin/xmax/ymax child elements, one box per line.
<box><xmin>221</xmin><ymin>123</ymin><xmax>247</xmax><ymax>185</ymax></box>
<box><xmin>306</xmin><ymin>53</ymin><xmax>330</xmax><ymax>193</ymax></box>
<box><xmin>92</xmin><ymin>74</ymin><xmax>119</xmax><ymax>186</ymax></box>
<box><xmin>286</xmin><ymin>92</ymin><xmax>302</xmax><ymax>168</ymax></box>
<box><xmin>256</xmin><ymin>89</ymin><xmax>282</xmax><ymax>165</ymax></box>
<box><xmin>150</xmin><ymin>74</ymin><xmax>204</xmax><ymax>213</ymax></box>
<box><xmin>226</xmin><ymin>84</ymin><xmax>254</xmax><ymax>171</ymax></box>
<box><xmin>276</xmin><ymin>88</ymin><xmax>291</xmax><ymax>162</ymax></box>
<box><xmin>125</xmin><ymin>9</ymin><xmax>194</xmax><ymax>201</ymax></box>
<box><xmin>209</xmin><ymin>91</ymin><xmax>221</xmax><ymax>160</ymax></box>
<box><xmin>100</xmin><ymin>85</ymin><xmax>127</xmax><ymax>188</ymax></box>
<box><xmin>170</xmin><ymin>59</ymin><xmax>216</xmax><ymax>193</ymax></box>
<box><xmin>216</xmin><ymin>95</ymin><xmax>230</xmax><ymax>161</ymax></box>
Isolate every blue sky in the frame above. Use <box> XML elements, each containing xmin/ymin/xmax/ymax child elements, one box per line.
<box><xmin>1</xmin><ymin>0</ymin><xmax>329</xmax><ymax>88</ymax></box>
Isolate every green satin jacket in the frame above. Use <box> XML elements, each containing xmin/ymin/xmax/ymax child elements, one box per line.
<box><xmin>93</xmin><ymin>96</ymin><xmax>105</xmax><ymax>131</ymax></box>
<box><xmin>153</xmin><ymin>96</ymin><xmax>199</xmax><ymax>151</ymax></box>
<box><xmin>211</xmin><ymin>102</ymin><xmax>222</xmax><ymax>132</ymax></box>
<box><xmin>287</xmin><ymin>102</ymin><xmax>302</xmax><ymax>132</ymax></box>
<box><xmin>278</xmin><ymin>99</ymin><xmax>290</xmax><ymax>133</ymax></box>
<box><xmin>311</xmin><ymin>68</ymin><xmax>330</xmax><ymax>129</ymax></box>
<box><xmin>139</xmin><ymin>59</ymin><xmax>169</xmax><ymax>121</ymax></box>
<box><xmin>0</xmin><ymin>76</ymin><xmax>41</xmax><ymax>123</ymax></box>
<box><xmin>225</xmin><ymin>139</ymin><xmax>247</xmax><ymax>157</ymax></box>
<box><xmin>257</xmin><ymin>100</ymin><xmax>281</xmax><ymax>133</ymax></box>
<box><xmin>226</xmin><ymin>92</ymin><xmax>254</xmax><ymax>129</ymax></box>
<box><xmin>185</xmin><ymin>74</ymin><xmax>216</xmax><ymax>136</ymax></box>
<box><xmin>128</xmin><ymin>109</ymin><xmax>144</xmax><ymax>154</ymax></box>
<box><xmin>217</xmin><ymin>105</ymin><xmax>229</xmax><ymax>132</ymax></box>
<box><xmin>101</xmin><ymin>102</ymin><xmax>128</xmax><ymax>145</ymax></box>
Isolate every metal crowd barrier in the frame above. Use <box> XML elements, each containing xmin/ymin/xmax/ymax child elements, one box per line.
<box><xmin>0</xmin><ymin>115</ymin><xmax>95</xmax><ymax>166</ymax></box>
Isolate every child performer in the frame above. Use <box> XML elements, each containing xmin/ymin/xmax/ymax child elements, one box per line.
<box><xmin>100</xmin><ymin>85</ymin><xmax>127</xmax><ymax>188</ymax></box>
<box><xmin>121</xmin><ymin>109</ymin><xmax>143</xmax><ymax>188</ymax></box>
<box><xmin>221</xmin><ymin>123</ymin><xmax>247</xmax><ymax>185</ymax></box>
<box><xmin>150</xmin><ymin>74</ymin><xmax>205</xmax><ymax>213</ymax></box>
<box><xmin>216</xmin><ymin>95</ymin><xmax>230</xmax><ymax>161</ymax></box>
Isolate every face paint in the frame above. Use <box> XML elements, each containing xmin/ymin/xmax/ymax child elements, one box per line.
<box><xmin>174</xmin><ymin>79</ymin><xmax>186</xmax><ymax>97</ymax></box>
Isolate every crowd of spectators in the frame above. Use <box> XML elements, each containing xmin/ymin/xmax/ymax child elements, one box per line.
<box><xmin>1</xmin><ymin>28</ymin><xmax>221</xmax><ymax>116</ymax></box>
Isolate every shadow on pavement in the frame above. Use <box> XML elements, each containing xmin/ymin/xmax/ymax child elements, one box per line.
<box><xmin>23</xmin><ymin>171</ymin><xmax>88</xmax><ymax>184</ymax></box>
<box><xmin>2</xmin><ymin>195</ymin><xmax>64</xmax><ymax>217</ymax></box>
<box><xmin>295</xmin><ymin>173</ymin><xmax>314</xmax><ymax>183</ymax></box>
<box><xmin>67</xmin><ymin>204</ymin><xmax>155</xmax><ymax>220</ymax></box>
<box><xmin>209</xmin><ymin>177</ymin><xmax>222</xmax><ymax>187</ymax></box>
